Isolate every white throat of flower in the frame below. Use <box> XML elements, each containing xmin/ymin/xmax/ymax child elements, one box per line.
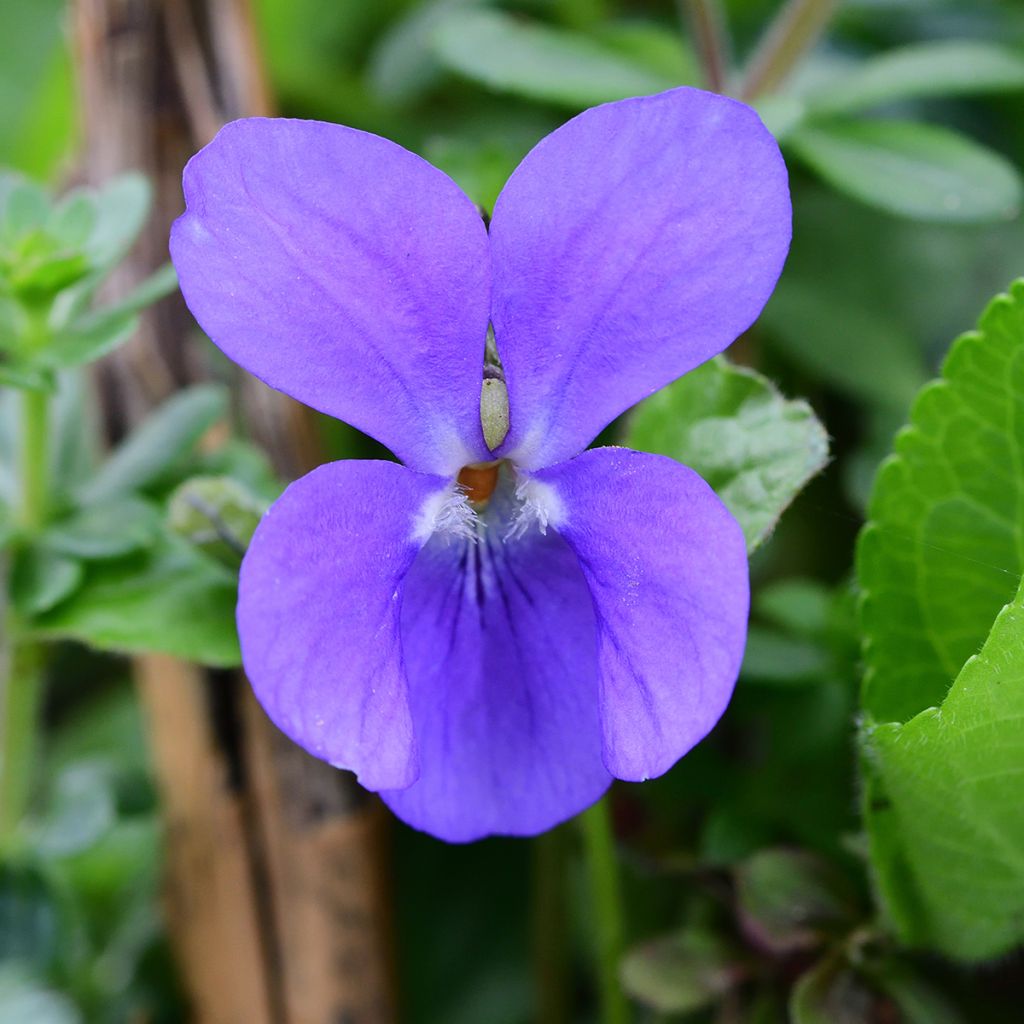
<box><xmin>413</xmin><ymin>469</ymin><xmax>565</xmax><ymax>545</ymax></box>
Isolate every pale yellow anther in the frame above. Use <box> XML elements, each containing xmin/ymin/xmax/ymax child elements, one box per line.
<box><xmin>480</xmin><ymin>377</ymin><xmax>510</xmax><ymax>451</ymax></box>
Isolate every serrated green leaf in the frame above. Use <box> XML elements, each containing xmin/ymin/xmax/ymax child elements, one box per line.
<box><xmin>619</xmin><ymin>925</ymin><xmax>740</xmax><ymax>1014</ymax></box>
<box><xmin>432</xmin><ymin>9</ymin><xmax>677</xmax><ymax>108</ymax></box>
<box><xmin>807</xmin><ymin>41</ymin><xmax>1024</xmax><ymax>118</ymax></box>
<box><xmin>76</xmin><ymin>384</ymin><xmax>227</xmax><ymax>505</ymax></box>
<box><xmin>858</xmin><ymin>281</ymin><xmax>1024</xmax><ymax>722</ymax></box>
<box><xmin>43</xmin><ymin>496</ymin><xmax>160</xmax><ymax>560</ymax></box>
<box><xmin>788</xmin><ymin>120</ymin><xmax>1022</xmax><ymax>223</ymax></box>
<box><xmin>33</xmin><ymin>532</ymin><xmax>240</xmax><ymax>666</ymax></box>
<box><xmin>11</xmin><ymin>544</ymin><xmax>83</xmax><ymax>616</ymax></box>
<box><xmin>625</xmin><ymin>358</ymin><xmax>828</xmax><ymax>551</ymax></box>
<box><xmin>864</xmin><ymin>579</ymin><xmax>1024</xmax><ymax>960</ymax></box>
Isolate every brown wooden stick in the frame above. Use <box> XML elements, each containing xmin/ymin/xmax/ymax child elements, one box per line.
<box><xmin>71</xmin><ymin>2</ymin><xmax>396</xmax><ymax>1020</ymax></box>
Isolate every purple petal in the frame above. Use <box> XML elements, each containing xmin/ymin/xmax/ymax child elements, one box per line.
<box><xmin>489</xmin><ymin>88</ymin><xmax>791</xmax><ymax>468</ymax></box>
<box><xmin>535</xmin><ymin>447</ymin><xmax>749</xmax><ymax>780</ymax></box>
<box><xmin>381</xmin><ymin>510</ymin><xmax>611</xmax><ymax>842</ymax></box>
<box><xmin>237</xmin><ymin>459</ymin><xmax>452</xmax><ymax>791</ymax></box>
<box><xmin>170</xmin><ymin>118</ymin><xmax>491</xmax><ymax>474</ymax></box>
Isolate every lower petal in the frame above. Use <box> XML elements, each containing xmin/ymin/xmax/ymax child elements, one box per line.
<box><xmin>237</xmin><ymin>459</ymin><xmax>450</xmax><ymax>791</ymax></box>
<box><xmin>535</xmin><ymin>447</ymin><xmax>749</xmax><ymax>782</ymax></box>
<box><xmin>382</xmin><ymin>517</ymin><xmax>611</xmax><ymax>842</ymax></box>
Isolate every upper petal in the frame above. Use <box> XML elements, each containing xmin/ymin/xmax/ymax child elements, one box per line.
<box><xmin>381</xmin><ymin>486</ymin><xmax>611</xmax><ymax>842</ymax></box>
<box><xmin>535</xmin><ymin>447</ymin><xmax>749</xmax><ymax>781</ymax></box>
<box><xmin>170</xmin><ymin>118</ymin><xmax>491</xmax><ymax>475</ymax></box>
<box><xmin>237</xmin><ymin>459</ymin><xmax>452</xmax><ymax>791</ymax></box>
<box><xmin>489</xmin><ymin>87</ymin><xmax>791</xmax><ymax>468</ymax></box>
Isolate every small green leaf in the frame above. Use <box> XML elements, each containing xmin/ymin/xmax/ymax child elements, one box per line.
<box><xmin>790</xmin><ymin>956</ymin><xmax>878</xmax><ymax>1024</ymax></box>
<box><xmin>43</xmin><ymin>496</ymin><xmax>161</xmax><ymax>560</ymax></box>
<box><xmin>84</xmin><ymin>173</ymin><xmax>151</xmax><ymax>271</ymax></box>
<box><xmin>788</xmin><ymin>120</ymin><xmax>1023</xmax><ymax>222</ymax></box>
<box><xmin>735</xmin><ymin>849</ymin><xmax>859</xmax><ymax>953</ymax></box>
<box><xmin>625</xmin><ymin>358</ymin><xmax>829</xmax><ymax>552</ymax></box>
<box><xmin>808</xmin><ymin>41</ymin><xmax>1024</xmax><ymax>118</ymax></box>
<box><xmin>11</xmin><ymin>544</ymin><xmax>83</xmax><ymax>616</ymax></box>
<box><xmin>167</xmin><ymin>475</ymin><xmax>265</xmax><ymax>567</ymax></box>
<box><xmin>620</xmin><ymin>925</ymin><xmax>741</xmax><ymax>1014</ymax></box>
<box><xmin>46</xmin><ymin>264</ymin><xmax>178</xmax><ymax>369</ymax></box>
<box><xmin>432</xmin><ymin>9</ymin><xmax>677</xmax><ymax>108</ymax></box>
<box><xmin>864</xmin><ymin>579</ymin><xmax>1024</xmax><ymax>960</ymax></box>
<box><xmin>34</xmin><ymin>532</ymin><xmax>240</xmax><ymax>666</ymax></box>
<box><xmin>859</xmin><ymin>281</ymin><xmax>1024</xmax><ymax>722</ymax></box>
<box><xmin>76</xmin><ymin>384</ymin><xmax>228</xmax><ymax>505</ymax></box>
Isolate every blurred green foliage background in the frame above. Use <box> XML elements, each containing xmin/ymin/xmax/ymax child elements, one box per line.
<box><xmin>3</xmin><ymin>0</ymin><xmax>1024</xmax><ymax>1021</ymax></box>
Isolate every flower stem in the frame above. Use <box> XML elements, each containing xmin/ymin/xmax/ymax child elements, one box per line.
<box><xmin>678</xmin><ymin>0</ymin><xmax>731</xmax><ymax>94</ymax></box>
<box><xmin>579</xmin><ymin>797</ymin><xmax>628</xmax><ymax>1024</ymax></box>
<box><xmin>740</xmin><ymin>0</ymin><xmax>838</xmax><ymax>101</ymax></box>
<box><xmin>533</xmin><ymin>827</ymin><xmax>570</xmax><ymax>1024</ymax></box>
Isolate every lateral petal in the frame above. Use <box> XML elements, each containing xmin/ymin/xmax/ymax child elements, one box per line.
<box><xmin>237</xmin><ymin>459</ymin><xmax>452</xmax><ymax>791</ymax></box>
<box><xmin>535</xmin><ymin>447</ymin><xmax>749</xmax><ymax>780</ymax></box>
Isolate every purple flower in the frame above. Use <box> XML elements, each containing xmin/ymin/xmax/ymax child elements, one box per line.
<box><xmin>169</xmin><ymin>87</ymin><xmax>790</xmax><ymax>842</ymax></box>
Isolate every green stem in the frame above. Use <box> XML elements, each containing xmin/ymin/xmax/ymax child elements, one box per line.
<box><xmin>679</xmin><ymin>0</ymin><xmax>731</xmax><ymax>94</ymax></box>
<box><xmin>580</xmin><ymin>798</ymin><xmax>629</xmax><ymax>1024</ymax></box>
<box><xmin>0</xmin><ymin>640</ymin><xmax>43</xmax><ymax>845</ymax></box>
<box><xmin>533</xmin><ymin>827</ymin><xmax>570</xmax><ymax>1024</ymax></box>
<box><xmin>739</xmin><ymin>0</ymin><xmax>838</xmax><ymax>101</ymax></box>
<box><xmin>1</xmin><ymin>311</ymin><xmax>53</xmax><ymax>844</ymax></box>
<box><xmin>20</xmin><ymin>387</ymin><xmax>49</xmax><ymax>528</ymax></box>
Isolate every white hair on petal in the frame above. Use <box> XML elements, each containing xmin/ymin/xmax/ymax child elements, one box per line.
<box><xmin>412</xmin><ymin>486</ymin><xmax>478</xmax><ymax>544</ymax></box>
<box><xmin>505</xmin><ymin>474</ymin><xmax>566</xmax><ymax>540</ymax></box>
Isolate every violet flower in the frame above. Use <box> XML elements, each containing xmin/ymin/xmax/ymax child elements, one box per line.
<box><xmin>170</xmin><ymin>87</ymin><xmax>790</xmax><ymax>842</ymax></box>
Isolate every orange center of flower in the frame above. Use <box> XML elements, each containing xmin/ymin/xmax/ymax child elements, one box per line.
<box><xmin>458</xmin><ymin>462</ymin><xmax>500</xmax><ymax>506</ymax></box>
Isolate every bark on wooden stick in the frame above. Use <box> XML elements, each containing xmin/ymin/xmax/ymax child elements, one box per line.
<box><xmin>72</xmin><ymin>2</ymin><xmax>396</xmax><ymax>1020</ymax></box>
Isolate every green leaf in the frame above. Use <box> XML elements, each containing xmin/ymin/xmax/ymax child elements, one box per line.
<box><xmin>790</xmin><ymin>956</ymin><xmax>877</xmax><ymax>1024</ymax></box>
<box><xmin>734</xmin><ymin>849</ymin><xmax>859</xmax><ymax>953</ymax></box>
<box><xmin>43</xmin><ymin>496</ymin><xmax>161</xmax><ymax>560</ymax></box>
<box><xmin>858</xmin><ymin>281</ymin><xmax>1024</xmax><ymax>722</ymax></box>
<box><xmin>84</xmin><ymin>173</ymin><xmax>151</xmax><ymax>271</ymax></box>
<box><xmin>807</xmin><ymin>41</ymin><xmax>1024</xmax><ymax>118</ymax></box>
<box><xmin>740</xmin><ymin>627</ymin><xmax>829</xmax><ymax>685</ymax></box>
<box><xmin>625</xmin><ymin>358</ymin><xmax>828</xmax><ymax>552</ymax></box>
<box><xmin>762</xmin><ymin>278</ymin><xmax>929</xmax><ymax>409</ymax></box>
<box><xmin>33</xmin><ymin>532</ymin><xmax>240</xmax><ymax>666</ymax></box>
<box><xmin>619</xmin><ymin>925</ymin><xmax>740</xmax><ymax>1014</ymax></box>
<box><xmin>432</xmin><ymin>9</ymin><xmax>677</xmax><ymax>108</ymax></box>
<box><xmin>863</xmin><ymin>579</ymin><xmax>1024</xmax><ymax>960</ymax></box>
<box><xmin>167</xmin><ymin>475</ymin><xmax>265</xmax><ymax>568</ymax></box>
<box><xmin>46</xmin><ymin>263</ymin><xmax>177</xmax><ymax>369</ymax></box>
<box><xmin>75</xmin><ymin>384</ymin><xmax>228</xmax><ymax>505</ymax></box>
<box><xmin>788</xmin><ymin>120</ymin><xmax>1023</xmax><ymax>223</ymax></box>
<box><xmin>11</xmin><ymin>544</ymin><xmax>83</xmax><ymax>616</ymax></box>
